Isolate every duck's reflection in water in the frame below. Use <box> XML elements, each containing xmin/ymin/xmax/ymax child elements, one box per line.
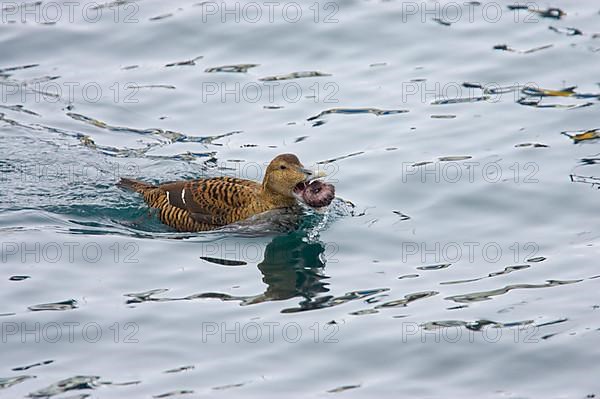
<box><xmin>125</xmin><ymin>230</ymin><xmax>389</xmax><ymax>312</ymax></box>
<box><xmin>249</xmin><ymin>232</ymin><xmax>388</xmax><ymax>313</ymax></box>
<box><xmin>125</xmin><ymin>230</ymin><xmax>332</xmax><ymax>312</ymax></box>
<box><xmin>244</xmin><ymin>231</ymin><xmax>330</xmax><ymax>306</ymax></box>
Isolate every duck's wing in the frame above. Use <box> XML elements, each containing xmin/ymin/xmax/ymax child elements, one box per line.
<box><xmin>158</xmin><ymin>177</ymin><xmax>262</xmax><ymax>225</ymax></box>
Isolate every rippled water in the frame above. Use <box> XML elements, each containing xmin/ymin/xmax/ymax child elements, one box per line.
<box><xmin>2</xmin><ymin>0</ymin><xmax>600</xmax><ymax>397</ymax></box>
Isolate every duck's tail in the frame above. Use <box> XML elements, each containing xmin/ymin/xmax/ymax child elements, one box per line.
<box><xmin>117</xmin><ymin>178</ymin><xmax>155</xmax><ymax>193</ymax></box>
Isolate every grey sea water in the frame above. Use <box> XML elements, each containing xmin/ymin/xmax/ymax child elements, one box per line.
<box><xmin>1</xmin><ymin>0</ymin><xmax>600</xmax><ymax>397</ymax></box>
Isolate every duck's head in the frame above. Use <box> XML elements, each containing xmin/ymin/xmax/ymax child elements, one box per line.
<box><xmin>263</xmin><ymin>154</ymin><xmax>323</xmax><ymax>200</ymax></box>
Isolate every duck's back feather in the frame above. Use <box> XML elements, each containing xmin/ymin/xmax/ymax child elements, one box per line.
<box><xmin>121</xmin><ymin>177</ymin><xmax>270</xmax><ymax>231</ymax></box>
<box><xmin>160</xmin><ymin>177</ymin><xmax>264</xmax><ymax>225</ymax></box>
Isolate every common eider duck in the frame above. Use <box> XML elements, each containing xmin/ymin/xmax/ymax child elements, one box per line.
<box><xmin>118</xmin><ymin>154</ymin><xmax>335</xmax><ymax>232</ymax></box>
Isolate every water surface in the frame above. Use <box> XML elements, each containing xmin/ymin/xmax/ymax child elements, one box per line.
<box><xmin>1</xmin><ymin>0</ymin><xmax>600</xmax><ymax>397</ymax></box>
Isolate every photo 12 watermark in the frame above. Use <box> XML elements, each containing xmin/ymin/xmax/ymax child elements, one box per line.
<box><xmin>400</xmin><ymin>81</ymin><xmax>543</xmax><ymax>104</ymax></box>
<box><xmin>200</xmin><ymin>321</ymin><xmax>340</xmax><ymax>343</ymax></box>
<box><xmin>204</xmin><ymin>159</ymin><xmax>340</xmax><ymax>184</ymax></box>
<box><xmin>0</xmin><ymin>161</ymin><xmax>140</xmax><ymax>185</ymax></box>
<box><xmin>1</xmin><ymin>322</ymin><xmax>139</xmax><ymax>344</ymax></box>
<box><xmin>200</xmin><ymin>240</ymin><xmax>339</xmax><ymax>265</ymax></box>
<box><xmin>399</xmin><ymin>321</ymin><xmax>540</xmax><ymax>344</ymax></box>
<box><xmin>398</xmin><ymin>2</ymin><xmax>563</xmax><ymax>25</ymax></box>
<box><xmin>196</xmin><ymin>1</ymin><xmax>339</xmax><ymax>24</ymax></box>
<box><xmin>401</xmin><ymin>241</ymin><xmax>540</xmax><ymax>264</ymax></box>
<box><xmin>1</xmin><ymin>1</ymin><xmax>140</xmax><ymax>24</ymax></box>
<box><xmin>1</xmin><ymin>241</ymin><xmax>140</xmax><ymax>264</ymax></box>
<box><xmin>200</xmin><ymin>81</ymin><xmax>339</xmax><ymax>104</ymax></box>
<box><xmin>402</xmin><ymin>161</ymin><xmax>540</xmax><ymax>184</ymax></box>
<box><xmin>2</xmin><ymin>81</ymin><xmax>141</xmax><ymax>104</ymax></box>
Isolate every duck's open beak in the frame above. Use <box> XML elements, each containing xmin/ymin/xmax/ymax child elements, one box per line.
<box><xmin>294</xmin><ymin>168</ymin><xmax>328</xmax><ymax>201</ymax></box>
<box><xmin>299</xmin><ymin>167</ymin><xmax>326</xmax><ymax>181</ymax></box>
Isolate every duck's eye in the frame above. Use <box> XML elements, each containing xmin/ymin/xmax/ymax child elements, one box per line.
<box><xmin>279</xmin><ymin>165</ymin><xmax>287</xmax><ymax>170</ymax></box>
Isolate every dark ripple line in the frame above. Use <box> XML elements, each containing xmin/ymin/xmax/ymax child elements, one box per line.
<box><xmin>212</xmin><ymin>381</ymin><xmax>249</xmax><ymax>390</ymax></box>
<box><xmin>281</xmin><ymin>288</ymin><xmax>390</xmax><ymax>313</ymax></box>
<box><xmin>0</xmin><ymin>63</ymin><xmax>39</xmax><ymax>73</ymax></box>
<box><xmin>165</xmin><ymin>55</ymin><xmax>203</xmax><ymax>67</ymax></box>
<box><xmin>316</xmin><ymin>152</ymin><xmax>364</xmax><ymax>164</ymax></box>
<box><xmin>307</xmin><ymin>107</ymin><xmax>408</xmax><ymax>121</ymax></box>
<box><xmin>535</xmin><ymin>318</ymin><xmax>568</xmax><ymax>328</ymax></box>
<box><xmin>259</xmin><ymin>71</ymin><xmax>331</xmax><ymax>81</ymax></box>
<box><xmin>327</xmin><ymin>384</ymin><xmax>361</xmax><ymax>393</ymax></box>
<box><xmin>0</xmin><ymin>375</ymin><xmax>35</xmax><ymax>390</ymax></box>
<box><xmin>205</xmin><ymin>64</ymin><xmax>259</xmax><ymax>73</ymax></box>
<box><xmin>163</xmin><ymin>365</ymin><xmax>195</xmax><ymax>374</ymax></box>
<box><xmin>374</xmin><ymin>291</ymin><xmax>439</xmax><ymax>309</ymax></box>
<box><xmin>444</xmin><ymin>279</ymin><xmax>582</xmax><ymax>303</ymax></box>
<box><xmin>154</xmin><ymin>390</ymin><xmax>194</xmax><ymax>398</ymax></box>
<box><xmin>28</xmin><ymin>299</ymin><xmax>78</xmax><ymax>312</ymax></box>
<box><xmin>421</xmin><ymin>318</ymin><xmax>534</xmax><ymax>331</ymax></box>
<box><xmin>28</xmin><ymin>375</ymin><xmax>100</xmax><ymax>398</ymax></box>
<box><xmin>417</xmin><ymin>263</ymin><xmax>451</xmax><ymax>271</ymax></box>
<box><xmin>440</xmin><ymin>264</ymin><xmax>530</xmax><ymax>285</ymax></box>
<box><xmin>431</xmin><ymin>96</ymin><xmax>490</xmax><ymax>105</ymax></box>
<box><xmin>12</xmin><ymin>360</ymin><xmax>54</xmax><ymax>371</ymax></box>
<box><xmin>200</xmin><ymin>256</ymin><xmax>247</xmax><ymax>266</ymax></box>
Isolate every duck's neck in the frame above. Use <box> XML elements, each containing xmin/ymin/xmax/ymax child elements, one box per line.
<box><xmin>261</xmin><ymin>183</ymin><xmax>297</xmax><ymax>208</ymax></box>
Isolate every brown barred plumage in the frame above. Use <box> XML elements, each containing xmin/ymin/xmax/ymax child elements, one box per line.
<box><xmin>118</xmin><ymin>154</ymin><xmax>318</xmax><ymax>232</ymax></box>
